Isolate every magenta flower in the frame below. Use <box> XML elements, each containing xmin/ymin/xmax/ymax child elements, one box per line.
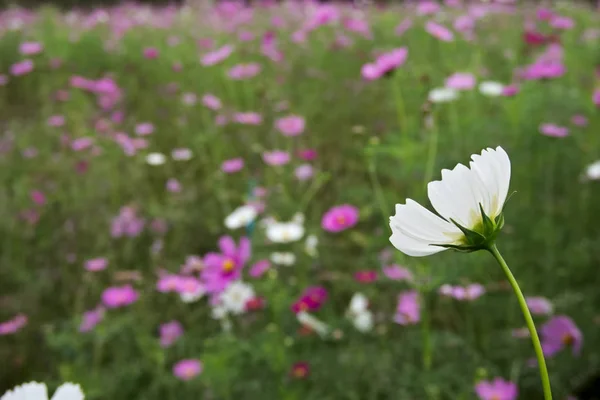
<box><xmin>30</xmin><ymin>190</ymin><xmax>46</xmax><ymax>206</ymax></box>
<box><xmin>227</xmin><ymin>63</ymin><xmax>261</xmax><ymax>80</ymax></box>
<box><xmin>202</xmin><ymin>94</ymin><xmax>222</xmax><ymax>110</ymax></box>
<box><xmin>85</xmin><ymin>257</ymin><xmax>108</xmax><ymax>272</ymax></box>
<box><xmin>275</xmin><ymin>115</ymin><xmax>305</xmax><ymax>136</ymax></box>
<box><xmin>202</xmin><ymin>236</ymin><xmax>251</xmax><ymax>294</ymax></box>
<box><xmin>173</xmin><ymin>359</ymin><xmax>203</xmax><ymax>381</ymax></box>
<box><xmin>175</xmin><ymin>276</ymin><xmax>204</xmax><ymax>297</ymax></box>
<box><xmin>71</xmin><ymin>137</ymin><xmax>94</xmax><ymax>152</ymax></box>
<box><xmin>159</xmin><ymin>320</ymin><xmax>184</xmax><ymax>348</ymax></box>
<box><xmin>143</xmin><ymin>47</ymin><xmax>159</xmax><ymax>59</ymax></box>
<box><xmin>425</xmin><ymin>21</ymin><xmax>454</xmax><ymax>42</ymax></box>
<box><xmin>394</xmin><ymin>290</ymin><xmax>420</xmax><ymax>325</ymax></box>
<box><xmin>536</xmin><ymin>7</ymin><xmax>554</xmax><ymax>21</ymax></box>
<box><xmin>541</xmin><ymin>315</ymin><xmax>583</xmax><ymax>357</ymax></box>
<box><xmin>111</xmin><ymin>206</ymin><xmax>145</xmax><ymax>238</ymax></box>
<box><xmin>290</xmin><ymin>362</ymin><xmax>310</xmax><ymax>379</ymax></box>
<box><xmin>0</xmin><ymin>314</ymin><xmax>27</xmax><ymax>336</ymax></box>
<box><xmin>526</xmin><ymin>296</ymin><xmax>553</xmax><ymax>315</ymax></box>
<box><xmin>445</xmin><ymin>72</ymin><xmax>476</xmax><ymax>90</ymax></box>
<box><xmin>156</xmin><ymin>274</ymin><xmax>182</xmax><ymax>293</ymax></box>
<box><xmin>135</xmin><ymin>122</ymin><xmax>154</xmax><ymax>136</ymax></box>
<box><xmin>234</xmin><ymin>112</ymin><xmax>262</xmax><ymax>125</ymax></box>
<box><xmin>361</xmin><ymin>47</ymin><xmax>408</xmax><ymax>81</ymax></box>
<box><xmin>297</xmin><ymin>148</ymin><xmax>318</xmax><ymax>161</ymax></box>
<box><xmin>571</xmin><ymin>115</ymin><xmax>588</xmax><ymax>127</ymax></box>
<box><xmin>382</xmin><ymin>264</ymin><xmax>413</xmax><ymax>282</ymax></box>
<box><xmin>221</xmin><ymin>158</ymin><xmax>244</xmax><ymax>173</ymax></box>
<box><xmin>249</xmin><ymin>259</ymin><xmax>271</xmax><ymax>278</ymax></box>
<box><xmin>539</xmin><ymin>123</ymin><xmax>569</xmax><ymax>138</ymax></box>
<box><xmin>166</xmin><ymin>178</ymin><xmax>182</xmax><ymax>193</ymax></box>
<box><xmin>10</xmin><ymin>59</ymin><xmax>34</xmax><ymax>76</ymax></box>
<box><xmin>101</xmin><ymin>285</ymin><xmax>139</xmax><ymax>308</ymax></box>
<box><xmin>321</xmin><ymin>204</ymin><xmax>359</xmax><ymax>232</ymax></box>
<box><xmin>355</xmin><ymin>270</ymin><xmax>378</xmax><ymax>283</ymax></box>
<box><xmin>292</xmin><ymin>286</ymin><xmax>328</xmax><ymax>313</ymax></box>
<box><xmin>593</xmin><ymin>89</ymin><xmax>600</xmax><ymax>107</ymax></box>
<box><xmin>475</xmin><ymin>377</ymin><xmax>518</xmax><ymax>400</ymax></box>
<box><xmin>79</xmin><ymin>307</ymin><xmax>104</xmax><ymax>333</ymax></box>
<box><xmin>201</xmin><ymin>44</ymin><xmax>234</xmax><ymax>66</ymax></box>
<box><xmin>502</xmin><ymin>85</ymin><xmax>520</xmax><ymax>97</ymax></box>
<box><xmin>47</xmin><ymin>115</ymin><xmax>65</xmax><ymax>127</ymax></box>
<box><xmin>522</xmin><ymin>61</ymin><xmax>566</xmax><ymax>80</ymax></box>
<box><xmin>19</xmin><ymin>41</ymin><xmax>43</xmax><ymax>55</ymax></box>
<box><xmin>550</xmin><ymin>15</ymin><xmax>574</xmax><ymax>30</ymax></box>
<box><xmin>417</xmin><ymin>1</ymin><xmax>440</xmax><ymax>15</ymax></box>
<box><xmin>0</xmin><ymin>74</ymin><xmax>7</xmax><ymax>85</ymax></box>
<box><xmin>262</xmin><ymin>150</ymin><xmax>290</xmax><ymax>166</ymax></box>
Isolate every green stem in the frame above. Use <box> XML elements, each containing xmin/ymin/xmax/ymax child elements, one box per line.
<box><xmin>487</xmin><ymin>244</ymin><xmax>552</xmax><ymax>400</ymax></box>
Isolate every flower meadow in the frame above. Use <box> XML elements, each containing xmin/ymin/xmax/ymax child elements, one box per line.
<box><xmin>1</xmin><ymin>1</ymin><xmax>600</xmax><ymax>399</ymax></box>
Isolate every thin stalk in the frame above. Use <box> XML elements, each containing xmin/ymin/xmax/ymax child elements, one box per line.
<box><xmin>487</xmin><ymin>244</ymin><xmax>552</xmax><ymax>400</ymax></box>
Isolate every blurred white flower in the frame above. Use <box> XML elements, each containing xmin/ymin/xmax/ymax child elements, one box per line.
<box><xmin>270</xmin><ymin>252</ymin><xmax>296</xmax><ymax>266</ymax></box>
<box><xmin>220</xmin><ymin>281</ymin><xmax>255</xmax><ymax>315</ymax></box>
<box><xmin>304</xmin><ymin>234</ymin><xmax>319</xmax><ymax>257</ymax></box>
<box><xmin>346</xmin><ymin>293</ymin><xmax>373</xmax><ymax>333</ymax></box>
<box><xmin>297</xmin><ymin>311</ymin><xmax>329</xmax><ymax>337</ymax></box>
<box><xmin>479</xmin><ymin>81</ymin><xmax>504</xmax><ymax>97</ymax></box>
<box><xmin>211</xmin><ymin>304</ymin><xmax>228</xmax><ymax>320</ymax></box>
<box><xmin>292</xmin><ymin>213</ymin><xmax>305</xmax><ymax>224</ymax></box>
<box><xmin>225</xmin><ymin>205</ymin><xmax>257</xmax><ymax>230</ymax></box>
<box><xmin>146</xmin><ymin>152</ymin><xmax>166</xmax><ymax>166</ymax></box>
<box><xmin>389</xmin><ymin>146</ymin><xmax>511</xmax><ymax>256</ymax></box>
<box><xmin>1</xmin><ymin>382</ymin><xmax>84</xmax><ymax>400</ymax></box>
<box><xmin>266</xmin><ymin>221</ymin><xmax>305</xmax><ymax>243</ymax></box>
<box><xmin>348</xmin><ymin>293</ymin><xmax>369</xmax><ymax>315</ymax></box>
<box><xmin>583</xmin><ymin>160</ymin><xmax>600</xmax><ymax>181</ymax></box>
<box><xmin>352</xmin><ymin>310</ymin><xmax>374</xmax><ymax>332</ymax></box>
<box><xmin>180</xmin><ymin>286</ymin><xmax>205</xmax><ymax>303</ymax></box>
<box><xmin>428</xmin><ymin>87</ymin><xmax>459</xmax><ymax>103</ymax></box>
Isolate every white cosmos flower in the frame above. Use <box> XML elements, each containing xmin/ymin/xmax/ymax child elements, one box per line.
<box><xmin>348</xmin><ymin>293</ymin><xmax>369</xmax><ymax>315</ymax></box>
<box><xmin>1</xmin><ymin>382</ymin><xmax>84</xmax><ymax>400</ymax></box>
<box><xmin>479</xmin><ymin>81</ymin><xmax>504</xmax><ymax>97</ymax></box>
<box><xmin>266</xmin><ymin>221</ymin><xmax>305</xmax><ymax>243</ymax></box>
<box><xmin>211</xmin><ymin>304</ymin><xmax>228</xmax><ymax>320</ymax></box>
<box><xmin>389</xmin><ymin>146</ymin><xmax>511</xmax><ymax>257</ymax></box>
<box><xmin>270</xmin><ymin>252</ymin><xmax>296</xmax><ymax>266</ymax></box>
<box><xmin>583</xmin><ymin>160</ymin><xmax>600</xmax><ymax>181</ymax></box>
<box><xmin>304</xmin><ymin>234</ymin><xmax>319</xmax><ymax>257</ymax></box>
<box><xmin>220</xmin><ymin>281</ymin><xmax>255</xmax><ymax>315</ymax></box>
<box><xmin>297</xmin><ymin>311</ymin><xmax>329</xmax><ymax>337</ymax></box>
<box><xmin>347</xmin><ymin>293</ymin><xmax>374</xmax><ymax>333</ymax></box>
<box><xmin>224</xmin><ymin>205</ymin><xmax>257</xmax><ymax>230</ymax></box>
<box><xmin>352</xmin><ymin>310</ymin><xmax>374</xmax><ymax>333</ymax></box>
<box><xmin>146</xmin><ymin>152</ymin><xmax>166</xmax><ymax>166</ymax></box>
<box><xmin>428</xmin><ymin>87</ymin><xmax>459</xmax><ymax>103</ymax></box>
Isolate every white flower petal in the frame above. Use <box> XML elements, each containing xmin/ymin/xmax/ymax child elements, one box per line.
<box><xmin>349</xmin><ymin>293</ymin><xmax>368</xmax><ymax>314</ymax></box>
<box><xmin>2</xmin><ymin>382</ymin><xmax>48</xmax><ymax>400</ymax></box>
<box><xmin>51</xmin><ymin>383</ymin><xmax>84</xmax><ymax>400</ymax></box>
<box><xmin>471</xmin><ymin>147</ymin><xmax>511</xmax><ymax>218</ymax></box>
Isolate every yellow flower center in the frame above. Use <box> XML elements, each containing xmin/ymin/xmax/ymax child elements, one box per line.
<box><xmin>335</xmin><ymin>215</ymin><xmax>346</xmax><ymax>225</ymax></box>
<box><xmin>222</xmin><ymin>259</ymin><xmax>235</xmax><ymax>272</ymax></box>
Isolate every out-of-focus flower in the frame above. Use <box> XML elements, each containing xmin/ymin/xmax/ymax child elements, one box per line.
<box><xmin>221</xmin><ymin>158</ymin><xmax>244</xmax><ymax>173</ymax></box>
<box><xmin>0</xmin><ymin>314</ymin><xmax>27</xmax><ymax>336</ymax></box>
<box><xmin>290</xmin><ymin>362</ymin><xmax>310</xmax><ymax>379</ymax></box>
<box><xmin>540</xmin><ymin>315</ymin><xmax>583</xmax><ymax>357</ymax></box>
<box><xmin>304</xmin><ymin>234</ymin><xmax>318</xmax><ymax>257</ymax></box>
<box><xmin>526</xmin><ymin>296</ymin><xmax>553</xmax><ymax>316</ymax></box>
<box><xmin>382</xmin><ymin>264</ymin><xmax>413</xmax><ymax>282</ymax></box>
<box><xmin>173</xmin><ymin>359</ymin><xmax>203</xmax><ymax>381</ymax></box>
<box><xmin>475</xmin><ymin>377</ymin><xmax>518</xmax><ymax>400</ymax></box>
<box><xmin>445</xmin><ymin>72</ymin><xmax>476</xmax><ymax>90</ymax></box>
<box><xmin>10</xmin><ymin>60</ymin><xmax>34</xmax><ymax>76</ymax></box>
<box><xmin>425</xmin><ymin>21</ymin><xmax>454</xmax><ymax>42</ymax></box>
<box><xmin>393</xmin><ymin>291</ymin><xmax>420</xmax><ymax>325</ymax></box>
<box><xmin>354</xmin><ymin>270</ymin><xmax>377</xmax><ymax>283</ymax></box>
<box><xmin>84</xmin><ymin>257</ymin><xmax>108</xmax><ymax>272</ymax></box>
<box><xmin>201</xmin><ymin>45</ymin><xmax>234</xmax><ymax>66</ymax></box>
<box><xmin>583</xmin><ymin>160</ymin><xmax>600</xmax><ymax>181</ymax></box>
<box><xmin>159</xmin><ymin>321</ymin><xmax>183</xmax><ymax>348</ymax></box>
<box><xmin>19</xmin><ymin>41</ymin><xmax>43</xmax><ymax>55</ymax></box>
<box><xmin>262</xmin><ymin>150</ymin><xmax>290</xmax><ymax>166</ymax></box>
<box><xmin>225</xmin><ymin>205</ymin><xmax>258</xmax><ymax>230</ymax></box>
<box><xmin>361</xmin><ymin>47</ymin><xmax>408</xmax><ymax>80</ymax></box>
<box><xmin>202</xmin><ymin>93</ymin><xmax>222</xmax><ymax>110</ymax></box>
<box><xmin>479</xmin><ymin>81</ymin><xmax>505</xmax><ymax>97</ymax></box>
<box><xmin>270</xmin><ymin>252</ymin><xmax>296</xmax><ymax>266</ymax></box>
<box><xmin>275</xmin><ymin>115</ymin><xmax>305</xmax><ymax>136</ymax></box>
<box><xmin>265</xmin><ymin>219</ymin><xmax>305</xmax><ymax>243</ymax></box>
<box><xmin>227</xmin><ymin>63</ymin><xmax>261</xmax><ymax>80</ymax></box>
<box><xmin>172</xmin><ymin>148</ymin><xmax>193</xmax><ymax>161</ymax></box>
<box><xmin>146</xmin><ymin>152</ymin><xmax>167</xmax><ymax>165</ymax></box>
<box><xmin>321</xmin><ymin>204</ymin><xmax>359</xmax><ymax>232</ymax></box>
<box><xmin>249</xmin><ymin>260</ymin><xmax>271</xmax><ymax>278</ymax></box>
<box><xmin>219</xmin><ymin>281</ymin><xmax>256</xmax><ymax>315</ymax></box>
<box><xmin>101</xmin><ymin>285</ymin><xmax>138</xmax><ymax>308</ymax></box>
<box><xmin>347</xmin><ymin>293</ymin><xmax>373</xmax><ymax>332</ymax></box>
<box><xmin>202</xmin><ymin>236</ymin><xmax>251</xmax><ymax>294</ymax></box>
<box><xmin>79</xmin><ymin>307</ymin><xmax>104</xmax><ymax>333</ymax></box>
<box><xmin>539</xmin><ymin>123</ymin><xmax>569</xmax><ymax>138</ymax></box>
<box><xmin>1</xmin><ymin>382</ymin><xmax>84</xmax><ymax>400</ymax></box>
<box><xmin>297</xmin><ymin>312</ymin><xmax>329</xmax><ymax>337</ymax></box>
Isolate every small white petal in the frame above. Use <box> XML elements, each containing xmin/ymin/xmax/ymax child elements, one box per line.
<box><xmin>51</xmin><ymin>383</ymin><xmax>84</xmax><ymax>400</ymax></box>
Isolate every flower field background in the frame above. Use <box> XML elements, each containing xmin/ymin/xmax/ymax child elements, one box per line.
<box><xmin>1</xmin><ymin>1</ymin><xmax>600</xmax><ymax>399</ymax></box>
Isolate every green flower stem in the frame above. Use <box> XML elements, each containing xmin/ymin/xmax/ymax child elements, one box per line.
<box><xmin>487</xmin><ymin>244</ymin><xmax>552</xmax><ymax>400</ymax></box>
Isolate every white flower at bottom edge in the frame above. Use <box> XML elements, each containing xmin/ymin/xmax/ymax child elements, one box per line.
<box><xmin>389</xmin><ymin>146</ymin><xmax>511</xmax><ymax>257</ymax></box>
<box><xmin>224</xmin><ymin>205</ymin><xmax>258</xmax><ymax>230</ymax></box>
<box><xmin>1</xmin><ymin>382</ymin><xmax>84</xmax><ymax>400</ymax></box>
<box><xmin>270</xmin><ymin>252</ymin><xmax>296</xmax><ymax>266</ymax></box>
<box><xmin>220</xmin><ymin>281</ymin><xmax>255</xmax><ymax>315</ymax></box>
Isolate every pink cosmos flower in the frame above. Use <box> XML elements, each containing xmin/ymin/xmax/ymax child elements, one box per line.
<box><xmin>30</xmin><ymin>190</ymin><xmax>46</xmax><ymax>206</ymax></box>
<box><xmin>201</xmin><ymin>45</ymin><xmax>234</xmax><ymax>66</ymax></box>
<box><xmin>202</xmin><ymin>94</ymin><xmax>222</xmax><ymax>110</ymax></box>
<box><xmin>47</xmin><ymin>115</ymin><xmax>65</xmax><ymax>127</ymax></box>
<box><xmin>249</xmin><ymin>259</ymin><xmax>271</xmax><ymax>278</ymax></box>
<box><xmin>0</xmin><ymin>314</ymin><xmax>27</xmax><ymax>335</ymax></box>
<box><xmin>355</xmin><ymin>270</ymin><xmax>378</xmax><ymax>283</ymax></box>
<box><xmin>321</xmin><ymin>204</ymin><xmax>359</xmax><ymax>232</ymax></box>
<box><xmin>101</xmin><ymin>285</ymin><xmax>139</xmax><ymax>308</ymax></box>
<box><xmin>10</xmin><ymin>59</ymin><xmax>34</xmax><ymax>76</ymax></box>
<box><xmin>166</xmin><ymin>178</ymin><xmax>182</xmax><ymax>193</ymax></box>
<box><xmin>445</xmin><ymin>72</ymin><xmax>476</xmax><ymax>90</ymax></box>
<box><xmin>262</xmin><ymin>150</ymin><xmax>290</xmax><ymax>166</ymax></box>
<box><xmin>111</xmin><ymin>206</ymin><xmax>145</xmax><ymax>238</ymax></box>
<box><xmin>536</xmin><ymin>7</ymin><xmax>554</xmax><ymax>21</ymax></box>
<box><xmin>275</xmin><ymin>115</ymin><xmax>305</xmax><ymax>136</ymax></box>
<box><xmin>71</xmin><ymin>137</ymin><xmax>94</xmax><ymax>152</ymax></box>
<box><xmin>221</xmin><ymin>158</ymin><xmax>244</xmax><ymax>173</ymax></box>
<box><xmin>85</xmin><ymin>257</ymin><xmax>108</xmax><ymax>272</ymax></box>
<box><xmin>79</xmin><ymin>307</ymin><xmax>104</xmax><ymax>333</ymax></box>
<box><xmin>571</xmin><ymin>115</ymin><xmax>588</xmax><ymax>127</ymax></box>
<box><xmin>156</xmin><ymin>274</ymin><xmax>182</xmax><ymax>293</ymax></box>
<box><xmin>417</xmin><ymin>1</ymin><xmax>440</xmax><ymax>15</ymax></box>
<box><xmin>361</xmin><ymin>47</ymin><xmax>408</xmax><ymax>80</ymax></box>
<box><xmin>227</xmin><ymin>63</ymin><xmax>261</xmax><ymax>80</ymax></box>
<box><xmin>295</xmin><ymin>164</ymin><xmax>314</xmax><ymax>181</ymax></box>
<box><xmin>593</xmin><ymin>89</ymin><xmax>600</xmax><ymax>107</ymax></box>
<box><xmin>395</xmin><ymin>18</ymin><xmax>412</xmax><ymax>36</ymax></box>
<box><xmin>143</xmin><ymin>47</ymin><xmax>159</xmax><ymax>59</ymax></box>
<box><xmin>234</xmin><ymin>112</ymin><xmax>262</xmax><ymax>125</ymax></box>
<box><xmin>394</xmin><ymin>290</ymin><xmax>420</xmax><ymax>325</ymax></box>
<box><xmin>539</xmin><ymin>123</ymin><xmax>569</xmax><ymax>138</ymax></box>
<box><xmin>425</xmin><ymin>21</ymin><xmax>454</xmax><ymax>42</ymax></box>
<box><xmin>297</xmin><ymin>148</ymin><xmax>317</xmax><ymax>161</ymax></box>
<box><xmin>175</xmin><ymin>276</ymin><xmax>204</xmax><ymax>297</ymax></box>
<box><xmin>522</xmin><ymin>61</ymin><xmax>566</xmax><ymax>80</ymax></box>
<box><xmin>475</xmin><ymin>377</ymin><xmax>518</xmax><ymax>400</ymax></box>
<box><xmin>382</xmin><ymin>264</ymin><xmax>413</xmax><ymax>282</ymax></box>
<box><xmin>526</xmin><ymin>296</ymin><xmax>553</xmax><ymax>315</ymax></box>
<box><xmin>202</xmin><ymin>236</ymin><xmax>251</xmax><ymax>294</ymax></box>
<box><xmin>292</xmin><ymin>286</ymin><xmax>328</xmax><ymax>313</ymax></box>
<box><xmin>550</xmin><ymin>15</ymin><xmax>574</xmax><ymax>30</ymax></box>
<box><xmin>502</xmin><ymin>85</ymin><xmax>519</xmax><ymax>97</ymax></box>
<box><xmin>19</xmin><ymin>41</ymin><xmax>43</xmax><ymax>55</ymax></box>
<box><xmin>173</xmin><ymin>359</ymin><xmax>203</xmax><ymax>380</ymax></box>
<box><xmin>135</xmin><ymin>122</ymin><xmax>154</xmax><ymax>136</ymax></box>
<box><xmin>541</xmin><ymin>315</ymin><xmax>583</xmax><ymax>357</ymax></box>
<box><xmin>159</xmin><ymin>320</ymin><xmax>184</xmax><ymax>348</ymax></box>
<box><xmin>343</xmin><ymin>18</ymin><xmax>371</xmax><ymax>38</ymax></box>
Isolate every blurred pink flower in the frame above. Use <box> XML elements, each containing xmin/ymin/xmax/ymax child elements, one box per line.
<box><xmin>541</xmin><ymin>316</ymin><xmax>583</xmax><ymax>357</ymax></box>
<box><xmin>295</xmin><ymin>164</ymin><xmax>314</xmax><ymax>181</ymax></box>
<box><xmin>571</xmin><ymin>114</ymin><xmax>588</xmax><ymax>127</ymax></box>
<box><xmin>321</xmin><ymin>204</ymin><xmax>359</xmax><ymax>232</ymax></box>
<box><xmin>343</xmin><ymin>18</ymin><xmax>371</xmax><ymax>38</ymax></box>
<box><xmin>395</xmin><ymin>18</ymin><xmax>412</xmax><ymax>36</ymax></box>
<box><xmin>0</xmin><ymin>314</ymin><xmax>27</xmax><ymax>335</ymax></box>
<box><xmin>221</xmin><ymin>158</ymin><xmax>244</xmax><ymax>173</ymax></box>
<box><xmin>166</xmin><ymin>178</ymin><xmax>182</xmax><ymax>193</ymax></box>
<box><xmin>593</xmin><ymin>89</ymin><xmax>600</xmax><ymax>107</ymax></box>
<box><xmin>79</xmin><ymin>307</ymin><xmax>104</xmax><ymax>333</ymax></box>
<box><xmin>143</xmin><ymin>47</ymin><xmax>159</xmax><ymax>59</ymax></box>
<box><xmin>539</xmin><ymin>123</ymin><xmax>569</xmax><ymax>138</ymax></box>
<box><xmin>502</xmin><ymin>85</ymin><xmax>519</xmax><ymax>97</ymax></box>
<box><xmin>262</xmin><ymin>150</ymin><xmax>290</xmax><ymax>166</ymax></box>
<box><xmin>550</xmin><ymin>15</ymin><xmax>574</xmax><ymax>30</ymax></box>
<box><xmin>201</xmin><ymin>45</ymin><xmax>234</xmax><ymax>66</ymax></box>
<box><xmin>445</xmin><ymin>72</ymin><xmax>476</xmax><ymax>90</ymax></box>
<box><xmin>30</xmin><ymin>190</ymin><xmax>46</xmax><ymax>206</ymax></box>
<box><xmin>522</xmin><ymin>61</ymin><xmax>566</xmax><ymax>80</ymax></box>
<box><xmin>234</xmin><ymin>112</ymin><xmax>262</xmax><ymax>125</ymax></box>
<box><xmin>425</xmin><ymin>21</ymin><xmax>454</xmax><ymax>42</ymax></box>
<box><xmin>297</xmin><ymin>148</ymin><xmax>317</xmax><ymax>161</ymax></box>
<box><xmin>85</xmin><ymin>257</ymin><xmax>108</xmax><ymax>272</ymax></box>
<box><xmin>227</xmin><ymin>63</ymin><xmax>261</xmax><ymax>80</ymax></box>
<box><xmin>292</xmin><ymin>286</ymin><xmax>328</xmax><ymax>313</ymax></box>
<box><xmin>202</xmin><ymin>93</ymin><xmax>222</xmax><ymax>110</ymax></box>
<box><xmin>173</xmin><ymin>359</ymin><xmax>203</xmax><ymax>380</ymax></box>
<box><xmin>135</xmin><ymin>122</ymin><xmax>154</xmax><ymax>136</ymax></box>
<box><xmin>182</xmin><ymin>92</ymin><xmax>197</xmax><ymax>106</ymax></box>
<box><xmin>361</xmin><ymin>47</ymin><xmax>408</xmax><ymax>81</ymax></box>
<box><xmin>160</xmin><ymin>321</ymin><xmax>183</xmax><ymax>348</ymax></box>
<box><xmin>156</xmin><ymin>274</ymin><xmax>182</xmax><ymax>293</ymax></box>
<box><xmin>382</xmin><ymin>264</ymin><xmax>413</xmax><ymax>282</ymax></box>
<box><xmin>536</xmin><ymin>7</ymin><xmax>554</xmax><ymax>21</ymax></box>
<box><xmin>417</xmin><ymin>1</ymin><xmax>440</xmax><ymax>15</ymax></box>
<box><xmin>354</xmin><ymin>270</ymin><xmax>378</xmax><ymax>283</ymax></box>
<box><xmin>475</xmin><ymin>377</ymin><xmax>518</xmax><ymax>400</ymax></box>
<box><xmin>0</xmin><ymin>74</ymin><xmax>7</xmax><ymax>85</ymax></box>
<box><xmin>19</xmin><ymin>41</ymin><xmax>43</xmax><ymax>55</ymax></box>
<box><xmin>10</xmin><ymin>59</ymin><xmax>34</xmax><ymax>76</ymax></box>
<box><xmin>394</xmin><ymin>290</ymin><xmax>420</xmax><ymax>325</ymax></box>
<box><xmin>238</xmin><ymin>30</ymin><xmax>254</xmax><ymax>41</ymax></box>
<box><xmin>47</xmin><ymin>115</ymin><xmax>65</xmax><ymax>127</ymax></box>
<box><xmin>101</xmin><ymin>285</ymin><xmax>139</xmax><ymax>308</ymax></box>
<box><xmin>526</xmin><ymin>296</ymin><xmax>553</xmax><ymax>315</ymax></box>
<box><xmin>111</xmin><ymin>206</ymin><xmax>145</xmax><ymax>238</ymax></box>
<box><xmin>275</xmin><ymin>115</ymin><xmax>305</xmax><ymax>136</ymax></box>
<box><xmin>71</xmin><ymin>137</ymin><xmax>94</xmax><ymax>151</ymax></box>
<box><xmin>249</xmin><ymin>259</ymin><xmax>271</xmax><ymax>278</ymax></box>
<box><xmin>202</xmin><ymin>236</ymin><xmax>251</xmax><ymax>295</ymax></box>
